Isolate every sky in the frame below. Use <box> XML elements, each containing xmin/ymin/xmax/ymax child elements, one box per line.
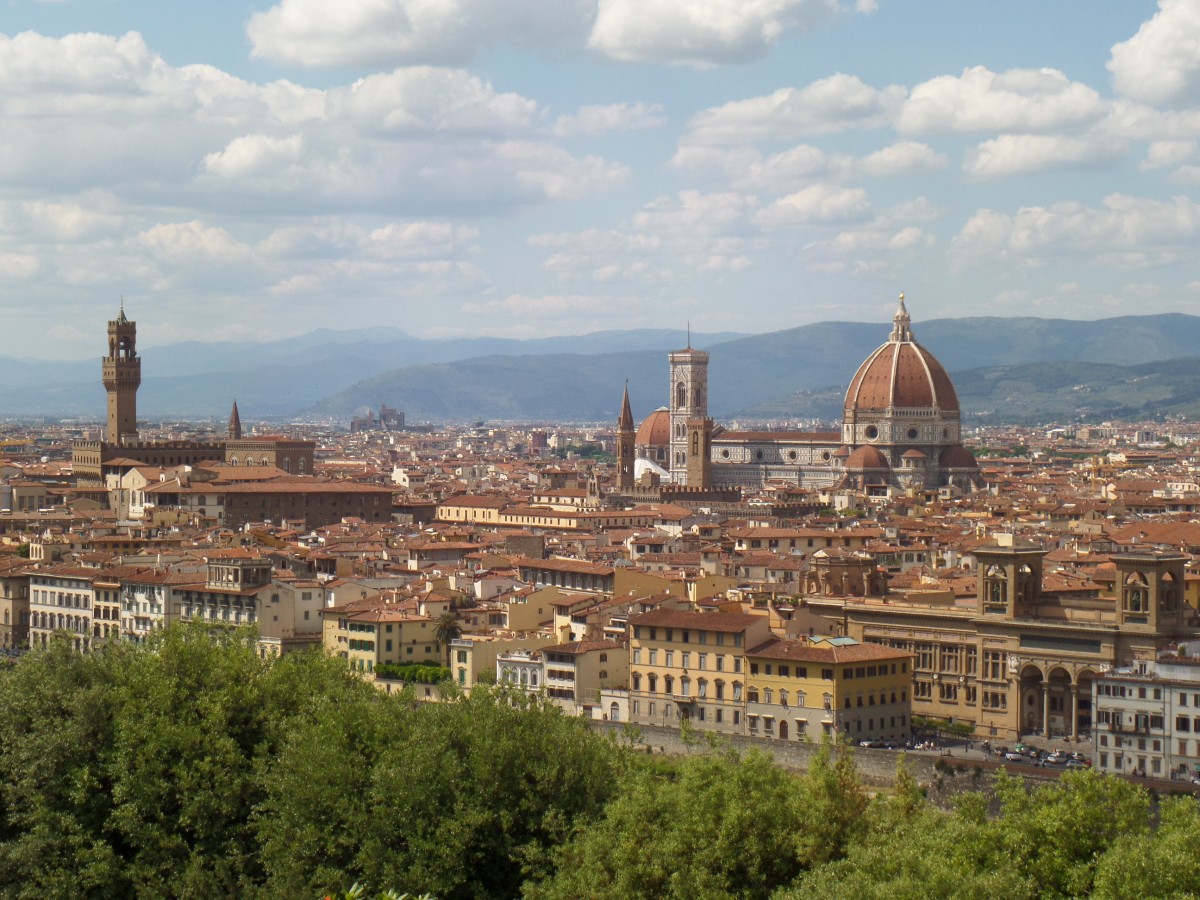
<box><xmin>2</xmin><ymin>0</ymin><xmax>1199</xmax><ymax>358</ymax></box>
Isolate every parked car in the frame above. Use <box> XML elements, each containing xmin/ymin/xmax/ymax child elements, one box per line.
<box><xmin>1004</xmin><ymin>751</ymin><xmax>1025</xmax><ymax>762</ymax></box>
<box><xmin>1065</xmin><ymin>759</ymin><xmax>1089</xmax><ymax>769</ymax></box>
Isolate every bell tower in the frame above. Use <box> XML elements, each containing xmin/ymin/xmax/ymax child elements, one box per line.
<box><xmin>669</xmin><ymin>341</ymin><xmax>709</xmax><ymax>486</ymax></box>
<box><xmin>616</xmin><ymin>383</ymin><xmax>635</xmax><ymax>491</ymax></box>
<box><xmin>103</xmin><ymin>304</ymin><xmax>141</xmax><ymax>445</ymax></box>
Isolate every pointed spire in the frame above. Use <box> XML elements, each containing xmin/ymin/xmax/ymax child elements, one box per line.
<box><xmin>890</xmin><ymin>291</ymin><xmax>912</xmax><ymax>342</ymax></box>
<box><xmin>228</xmin><ymin>400</ymin><xmax>243</xmax><ymax>440</ymax></box>
<box><xmin>618</xmin><ymin>381</ymin><xmax>634</xmax><ymax>431</ymax></box>
<box><xmin>117</xmin><ymin>295</ymin><xmax>128</xmax><ymax>324</ymax></box>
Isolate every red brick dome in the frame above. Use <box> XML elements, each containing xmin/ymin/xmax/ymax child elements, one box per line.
<box><xmin>635</xmin><ymin>407</ymin><xmax>671</xmax><ymax>447</ymax></box>
<box><xmin>845</xmin><ymin>445</ymin><xmax>890</xmax><ymax>469</ymax></box>
<box><xmin>939</xmin><ymin>444</ymin><xmax>979</xmax><ymax>469</ymax></box>
<box><xmin>844</xmin><ymin>297</ymin><xmax>958</xmax><ymax>413</ymax></box>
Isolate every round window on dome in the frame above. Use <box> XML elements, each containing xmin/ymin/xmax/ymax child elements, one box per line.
<box><xmin>864</xmin><ymin>425</ymin><xmax>878</xmax><ymax>441</ymax></box>
<box><xmin>755</xmin><ymin>451</ymin><xmax>764</xmax><ymax>461</ymax></box>
<box><xmin>788</xmin><ymin>451</ymin><xmax>798</xmax><ymax>461</ymax></box>
<box><xmin>907</xmin><ymin>427</ymin><xmax>919</xmax><ymax>440</ymax></box>
<box><xmin>721</xmin><ymin>449</ymin><xmax>730</xmax><ymax>459</ymax></box>
<box><xmin>821</xmin><ymin>451</ymin><xmax>831</xmax><ymax>461</ymax></box>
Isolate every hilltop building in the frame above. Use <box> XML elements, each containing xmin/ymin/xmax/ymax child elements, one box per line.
<box><xmin>351</xmin><ymin>404</ymin><xmax>406</xmax><ymax>433</ymax></box>
<box><xmin>627</xmin><ymin>295</ymin><xmax>982</xmax><ymax>495</ymax></box>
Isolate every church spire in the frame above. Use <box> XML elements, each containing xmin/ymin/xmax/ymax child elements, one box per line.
<box><xmin>889</xmin><ymin>292</ymin><xmax>912</xmax><ymax>342</ymax></box>
<box><xmin>616</xmin><ymin>381</ymin><xmax>635</xmax><ymax>491</ymax></box>
<box><xmin>228</xmin><ymin>400</ymin><xmax>243</xmax><ymax>440</ymax></box>
<box><xmin>618</xmin><ymin>381</ymin><xmax>634</xmax><ymax>431</ymax></box>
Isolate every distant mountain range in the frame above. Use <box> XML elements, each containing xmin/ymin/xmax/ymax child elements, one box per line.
<box><xmin>8</xmin><ymin>314</ymin><xmax>1200</xmax><ymax>425</ymax></box>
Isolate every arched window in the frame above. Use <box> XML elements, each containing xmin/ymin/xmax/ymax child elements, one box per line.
<box><xmin>664</xmin><ymin>675</ymin><xmax>674</xmax><ymax>695</ymax></box>
<box><xmin>779</xmin><ymin>689</ymin><xmax>788</xmax><ymax>707</ymax></box>
<box><xmin>648</xmin><ymin>674</ymin><xmax>657</xmax><ymax>693</ymax></box>
<box><xmin>298</xmin><ymin>458</ymin><xmax>307</xmax><ymax>474</ymax></box>
<box><xmin>632</xmin><ymin>673</ymin><xmax>642</xmax><ymax>691</ymax></box>
<box><xmin>676</xmin><ymin>382</ymin><xmax>686</xmax><ymax>407</ymax></box>
<box><xmin>763</xmin><ymin>687</ymin><xmax>773</xmax><ymax>704</ymax></box>
<box><xmin>1124</xmin><ymin>571</ymin><xmax>1149</xmax><ymax>613</ymax></box>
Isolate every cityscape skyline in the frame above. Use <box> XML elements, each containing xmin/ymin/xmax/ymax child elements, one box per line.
<box><xmin>1</xmin><ymin>1</ymin><xmax>1197</xmax><ymax>356</ymax></box>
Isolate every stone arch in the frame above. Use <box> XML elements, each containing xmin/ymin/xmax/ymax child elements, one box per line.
<box><xmin>1019</xmin><ymin>664</ymin><xmax>1045</xmax><ymax>736</ymax></box>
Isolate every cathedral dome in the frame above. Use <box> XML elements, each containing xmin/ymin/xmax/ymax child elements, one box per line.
<box><xmin>635</xmin><ymin>407</ymin><xmax>671</xmax><ymax>447</ymax></box>
<box><xmin>844</xmin><ymin>296</ymin><xmax>958</xmax><ymax>413</ymax></box>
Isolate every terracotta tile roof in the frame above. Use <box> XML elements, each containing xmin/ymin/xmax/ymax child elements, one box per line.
<box><xmin>630</xmin><ymin>609</ymin><xmax>760</xmax><ymax>632</ymax></box>
<box><xmin>749</xmin><ymin>636</ymin><xmax>913</xmax><ymax>663</ymax></box>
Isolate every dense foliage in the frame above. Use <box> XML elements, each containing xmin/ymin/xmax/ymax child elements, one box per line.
<box><xmin>3</xmin><ymin>630</ymin><xmax>1200</xmax><ymax>899</ymax></box>
<box><xmin>373</xmin><ymin>663</ymin><xmax>451</xmax><ymax>683</ymax></box>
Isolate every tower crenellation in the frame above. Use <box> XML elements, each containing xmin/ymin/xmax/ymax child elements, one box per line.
<box><xmin>102</xmin><ymin>304</ymin><xmax>141</xmax><ymax>445</ymax></box>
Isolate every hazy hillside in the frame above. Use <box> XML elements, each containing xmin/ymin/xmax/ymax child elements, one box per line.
<box><xmin>10</xmin><ymin>313</ymin><xmax>1200</xmax><ymax>423</ymax></box>
<box><xmin>737</xmin><ymin>356</ymin><xmax>1200</xmax><ymax>425</ymax></box>
<box><xmin>313</xmin><ymin>313</ymin><xmax>1200</xmax><ymax>424</ymax></box>
<box><xmin>0</xmin><ymin>328</ymin><xmax>742</xmax><ymax>418</ymax></box>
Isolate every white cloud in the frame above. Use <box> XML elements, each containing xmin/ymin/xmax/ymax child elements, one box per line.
<box><xmin>497</xmin><ymin>142</ymin><xmax>631</xmax><ymax>200</ymax></box>
<box><xmin>951</xmin><ymin>194</ymin><xmax>1200</xmax><ymax>268</ymax></box>
<box><xmin>137</xmin><ymin>221</ymin><xmax>252</xmax><ymax>265</ymax></box>
<box><xmin>327</xmin><ymin>68</ymin><xmax>537</xmax><ymax>135</ymax></box>
<box><xmin>202</xmin><ymin>134</ymin><xmax>304</xmax><ymax>178</ymax></box>
<box><xmin>1109</xmin><ymin>0</ymin><xmax>1200</xmax><ymax>106</ymax></box>
<box><xmin>1141</xmin><ymin>139</ymin><xmax>1196</xmax><ymax>169</ymax></box>
<box><xmin>683</xmin><ymin>74</ymin><xmax>906</xmax><ymax>145</ymax></box>
<box><xmin>588</xmin><ymin>0</ymin><xmax>838</xmax><ymax>65</ymax></box>
<box><xmin>552</xmin><ymin>102</ymin><xmax>665</xmax><ymax>137</ymax></box>
<box><xmin>670</xmin><ymin>143</ymin><xmax>844</xmax><ymax>192</ymax></box>
<box><xmin>758</xmin><ymin>183</ymin><xmax>871</xmax><ymax>226</ymax></box>
<box><xmin>899</xmin><ymin>66</ymin><xmax>1107</xmax><ymax>134</ymax></box>
<box><xmin>859</xmin><ymin>141</ymin><xmax>947</xmax><ymax>177</ymax></box>
<box><xmin>247</xmin><ymin>0</ymin><xmax>594</xmax><ymax>67</ymax></box>
<box><xmin>964</xmin><ymin>134</ymin><xmax>1123</xmax><ymax>177</ymax></box>
<box><xmin>0</xmin><ymin>32</ymin><xmax>626</xmax><ymax>221</ymax></box>
<box><xmin>0</xmin><ymin>252</ymin><xmax>40</xmax><ymax>279</ymax></box>
<box><xmin>529</xmin><ymin>192</ymin><xmax>764</xmax><ymax>284</ymax></box>
<box><xmin>20</xmin><ymin>200</ymin><xmax>124</xmax><ymax>242</ymax></box>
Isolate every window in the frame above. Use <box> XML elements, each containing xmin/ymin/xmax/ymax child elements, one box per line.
<box><xmin>698</xmin><ymin>653</ymin><xmax>707</xmax><ymax>670</ymax></box>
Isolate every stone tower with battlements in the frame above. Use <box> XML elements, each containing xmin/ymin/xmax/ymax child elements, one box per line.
<box><xmin>102</xmin><ymin>305</ymin><xmax>141</xmax><ymax>445</ymax></box>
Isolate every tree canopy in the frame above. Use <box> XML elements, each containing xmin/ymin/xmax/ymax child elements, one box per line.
<box><xmin>2</xmin><ymin>630</ymin><xmax>1200</xmax><ymax>899</ymax></box>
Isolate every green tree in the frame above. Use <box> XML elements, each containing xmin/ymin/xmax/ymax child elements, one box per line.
<box><xmin>1092</xmin><ymin>793</ymin><xmax>1200</xmax><ymax>899</ymax></box>
<box><xmin>0</xmin><ymin>625</ymin><xmax>369</xmax><ymax>898</ymax></box>
<box><xmin>432</xmin><ymin>612</ymin><xmax>462</xmax><ymax>665</ymax></box>
<box><xmin>257</xmin><ymin>685</ymin><xmax>621</xmax><ymax>899</ymax></box>
<box><xmin>528</xmin><ymin>744</ymin><xmax>870</xmax><ymax>900</ymax></box>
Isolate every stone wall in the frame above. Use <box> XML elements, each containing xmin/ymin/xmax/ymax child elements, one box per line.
<box><xmin>592</xmin><ymin>721</ymin><xmax>939</xmax><ymax>786</ymax></box>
